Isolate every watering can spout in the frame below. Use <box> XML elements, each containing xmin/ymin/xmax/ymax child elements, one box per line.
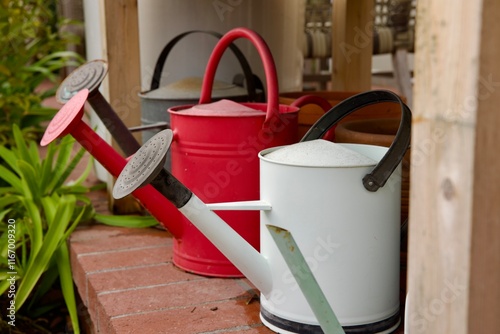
<box><xmin>180</xmin><ymin>195</ymin><xmax>273</xmax><ymax>296</ymax></box>
<box><xmin>112</xmin><ymin>129</ymin><xmax>273</xmax><ymax>296</ymax></box>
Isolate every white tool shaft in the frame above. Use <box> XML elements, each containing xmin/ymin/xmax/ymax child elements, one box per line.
<box><xmin>206</xmin><ymin>200</ymin><xmax>272</xmax><ymax>211</ymax></box>
<box><xmin>179</xmin><ymin>194</ymin><xmax>272</xmax><ymax>296</ymax></box>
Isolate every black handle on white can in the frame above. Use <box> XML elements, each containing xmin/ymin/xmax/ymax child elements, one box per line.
<box><xmin>301</xmin><ymin>90</ymin><xmax>412</xmax><ymax>192</ymax></box>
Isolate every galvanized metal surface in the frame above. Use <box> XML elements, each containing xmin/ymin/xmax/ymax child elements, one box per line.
<box><xmin>113</xmin><ymin>130</ymin><xmax>172</xmax><ymax>199</ymax></box>
<box><xmin>56</xmin><ymin>60</ymin><xmax>107</xmax><ymax>102</ymax></box>
<box><xmin>56</xmin><ymin>60</ymin><xmax>142</xmax><ymax>156</ymax></box>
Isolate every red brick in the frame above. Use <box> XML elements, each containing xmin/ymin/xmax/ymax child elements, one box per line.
<box><xmin>108</xmin><ymin>299</ymin><xmax>267</xmax><ymax>334</ymax></box>
<box><xmin>89</xmin><ymin>262</ymin><xmax>199</xmax><ymax>293</ymax></box>
<box><xmin>77</xmin><ymin>245</ymin><xmax>172</xmax><ymax>273</ymax></box>
<box><xmin>71</xmin><ymin>228</ymin><xmax>171</xmax><ymax>254</ymax></box>
<box><xmin>96</xmin><ymin>279</ymin><xmax>252</xmax><ymax>318</ymax></box>
<box><xmin>70</xmin><ymin>241</ymin><xmax>173</xmax><ymax>311</ymax></box>
<box><xmin>70</xmin><ymin>248</ymin><xmax>89</xmax><ymax>306</ymax></box>
<box><xmin>86</xmin><ymin>263</ymin><xmax>203</xmax><ymax>324</ymax></box>
<box><xmin>224</xmin><ymin>325</ymin><xmax>276</xmax><ymax>333</ymax></box>
<box><xmin>70</xmin><ymin>225</ymin><xmax>133</xmax><ymax>242</ymax></box>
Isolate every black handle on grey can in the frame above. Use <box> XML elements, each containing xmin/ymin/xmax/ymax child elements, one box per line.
<box><xmin>301</xmin><ymin>90</ymin><xmax>412</xmax><ymax>192</ymax></box>
<box><xmin>149</xmin><ymin>30</ymin><xmax>262</xmax><ymax>102</ymax></box>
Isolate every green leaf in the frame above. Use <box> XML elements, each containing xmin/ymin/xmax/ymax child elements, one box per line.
<box><xmin>0</xmin><ymin>217</ymin><xmax>17</xmax><ymax>258</ymax></box>
<box><xmin>59</xmin><ymin>184</ymin><xmax>89</xmax><ymax>195</ymax></box>
<box><xmin>95</xmin><ymin>213</ymin><xmax>159</xmax><ymax>228</ymax></box>
<box><xmin>12</xmin><ymin>124</ymin><xmax>32</xmax><ymax>163</ymax></box>
<box><xmin>47</xmin><ymin>136</ymin><xmax>74</xmax><ymax>193</ymax></box>
<box><xmin>28</xmin><ymin>140</ymin><xmax>41</xmax><ymax>170</ymax></box>
<box><xmin>71</xmin><ymin>155</ymin><xmax>93</xmax><ymax>186</ymax></box>
<box><xmin>27</xmin><ymin>258</ymin><xmax>59</xmax><ymax>312</ymax></box>
<box><xmin>19</xmin><ymin>225</ymin><xmax>28</xmax><ymax>271</ymax></box>
<box><xmin>61</xmin><ymin>203</ymin><xmax>88</xmax><ymax>243</ymax></box>
<box><xmin>0</xmin><ymin>276</ymin><xmax>10</xmax><ymax>296</ymax></box>
<box><xmin>0</xmin><ymin>187</ymin><xmax>16</xmax><ymax>196</ymax></box>
<box><xmin>0</xmin><ymin>164</ymin><xmax>23</xmax><ymax>192</ymax></box>
<box><xmin>41</xmin><ymin>195</ymin><xmax>58</xmax><ymax>224</ymax></box>
<box><xmin>55</xmin><ymin>242</ymin><xmax>80</xmax><ymax>334</ymax></box>
<box><xmin>52</xmin><ymin>146</ymin><xmax>86</xmax><ymax>192</ymax></box>
<box><xmin>0</xmin><ymin>225</ymin><xmax>13</xmax><ymax>258</ymax></box>
<box><xmin>16</xmin><ymin>195</ymin><xmax>76</xmax><ymax>309</ymax></box>
<box><xmin>17</xmin><ymin>159</ymin><xmax>41</xmax><ymax>201</ymax></box>
<box><xmin>0</xmin><ymin>208</ymin><xmax>12</xmax><ymax>222</ymax></box>
<box><xmin>31</xmin><ymin>50</ymin><xmax>84</xmax><ymax>67</ymax></box>
<box><xmin>0</xmin><ymin>196</ymin><xmax>19</xmax><ymax>210</ymax></box>
<box><xmin>21</xmin><ymin>198</ymin><xmax>43</xmax><ymax>258</ymax></box>
<box><xmin>0</xmin><ymin>145</ymin><xmax>21</xmax><ymax>174</ymax></box>
<box><xmin>39</xmin><ymin>140</ymin><xmax>57</xmax><ymax>192</ymax></box>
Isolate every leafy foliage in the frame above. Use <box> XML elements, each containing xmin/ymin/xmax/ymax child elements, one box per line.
<box><xmin>0</xmin><ymin>125</ymin><xmax>96</xmax><ymax>333</ymax></box>
<box><xmin>0</xmin><ymin>3</ymin><xmax>160</xmax><ymax>332</ymax></box>
<box><xmin>0</xmin><ymin>125</ymin><xmax>160</xmax><ymax>332</ymax></box>
<box><xmin>0</xmin><ymin>0</ymin><xmax>84</xmax><ymax>145</ymax></box>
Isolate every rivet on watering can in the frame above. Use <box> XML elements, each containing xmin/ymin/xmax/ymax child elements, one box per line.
<box><xmin>41</xmin><ymin>89</ymin><xmax>183</xmax><ymax>237</ymax></box>
<box><xmin>56</xmin><ymin>60</ymin><xmax>141</xmax><ymax>156</ymax></box>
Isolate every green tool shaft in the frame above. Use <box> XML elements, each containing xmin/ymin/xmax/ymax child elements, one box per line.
<box><xmin>266</xmin><ymin>225</ymin><xmax>345</xmax><ymax>334</ymax></box>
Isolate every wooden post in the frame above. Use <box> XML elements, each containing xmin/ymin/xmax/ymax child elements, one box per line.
<box><xmin>331</xmin><ymin>0</ymin><xmax>374</xmax><ymax>91</ymax></box>
<box><xmin>103</xmin><ymin>0</ymin><xmax>143</xmax><ymax>213</ymax></box>
<box><xmin>103</xmin><ymin>0</ymin><xmax>141</xmax><ymax>144</ymax></box>
<box><xmin>407</xmin><ymin>0</ymin><xmax>500</xmax><ymax>333</ymax></box>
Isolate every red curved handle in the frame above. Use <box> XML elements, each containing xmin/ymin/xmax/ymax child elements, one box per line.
<box><xmin>291</xmin><ymin>95</ymin><xmax>336</xmax><ymax>141</ymax></box>
<box><xmin>291</xmin><ymin>95</ymin><xmax>332</xmax><ymax>112</ymax></box>
<box><xmin>199</xmin><ymin>27</ymin><xmax>279</xmax><ymax>123</ymax></box>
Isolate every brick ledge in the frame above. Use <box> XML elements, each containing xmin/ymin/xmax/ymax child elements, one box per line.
<box><xmin>70</xmin><ymin>224</ymin><xmax>273</xmax><ymax>334</ymax></box>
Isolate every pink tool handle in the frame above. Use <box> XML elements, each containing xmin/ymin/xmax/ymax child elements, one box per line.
<box><xmin>71</xmin><ymin>123</ymin><xmax>184</xmax><ymax>238</ymax></box>
<box><xmin>199</xmin><ymin>27</ymin><xmax>279</xmax><ymax>124</ymax></box>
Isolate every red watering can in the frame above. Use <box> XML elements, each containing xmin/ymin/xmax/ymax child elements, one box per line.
<box><xmin>43</xmin><ymin>27</ymin><xmax>300</xmax><ymax>278</ymax></box>
<box><xmin>165</xmin><ymin>27</ymin><xmax>299</xmax><ymax>277</ymax></box>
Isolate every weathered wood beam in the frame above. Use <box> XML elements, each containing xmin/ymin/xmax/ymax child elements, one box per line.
<box><xmin>407</xmin><ymin>0</ymin><xmax>500</xmax><ymax>332</ymax></box>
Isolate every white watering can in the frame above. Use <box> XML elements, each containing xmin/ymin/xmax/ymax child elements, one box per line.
<box><xmin>113</xmin><ymin>90</ymin><xmax>411</xmax><ymax>334</ymax></box>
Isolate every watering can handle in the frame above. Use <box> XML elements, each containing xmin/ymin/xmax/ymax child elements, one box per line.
<box><xmin>291</xmin><ymin>95</ymin><xmax>336</xmax><ymax>140</ymax></box>
<box><xmin>301</xmin><ymin>90</ymin><xmax>412</xmax><ymax>192</ymax></box>
<box><xmin>199</xmin><ymin>27</ymin><xmax>279</xmax><ymax>124</ymax></box>
<box><xmin>149</xmin><ymin>30</ymin><xmax>260</xmax><ymax>101</ymax></box>
<box><xmin>290</xmin><ymin>95</ymin><xmax>332</xmax><ymax>112</ymax></box>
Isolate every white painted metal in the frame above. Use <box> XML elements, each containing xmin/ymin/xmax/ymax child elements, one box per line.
<box><xmin>137</xmin><ymin>0</ymin><xmax>305</xmax><ymax>93</ymax></box>
<box><xmin>179</xmin><ymin>194</ymin><xmax>273</xmax><ymax>296</ymax></box>
<box><xmin>258</xmin><ymin>142</ymin><xmax>401</xmax><ymax>329</ymax></box>
<box><xmin>206</xmin><ymin>200</ymin><xmax>271</xmax><ymax>211</ymax></box>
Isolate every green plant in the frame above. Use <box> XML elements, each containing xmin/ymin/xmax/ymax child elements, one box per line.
<box><xmin>0</xmin><ymin>125</ymin><xmax>159</xmax><ymax>332</ymax></box>
<box><xmin>0</xmin><ymin>0</ymin><xmax>84</xmax><ymax>145</ymax></box>
<box><xmin>0</xmin><ymin>125</ymin><xmax>96</xmax><ymax>333</ymax></box>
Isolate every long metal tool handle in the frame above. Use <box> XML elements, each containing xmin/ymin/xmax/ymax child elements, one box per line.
<box><xmin>267</xmin><ymin>225</ymin><xmax>345</xmax><ymax>334</ymax></box>
<box><xmin>88</xmin><ymin>91</ymin><xmax>142</xmax><ymax>156</ymax></box>
<box><xmin>70</xmin><ymin>122</ymin><xmax>184</xmax><ymax>238</ymax></box>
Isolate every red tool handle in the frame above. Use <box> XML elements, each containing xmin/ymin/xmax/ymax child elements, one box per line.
<box><xmin>290</xmin><ymin>95</ymin><xmax>332</xmax><ymax>112</ymax></box>
<box><xmin>291</xmin><ymin>95</ymin><xmax>336</xmax><ymax>141</ymax></box>
<box><xmin>199</xmin><ymin>27</ymin><xmax>279</xmax><ymax>124</ymax></box>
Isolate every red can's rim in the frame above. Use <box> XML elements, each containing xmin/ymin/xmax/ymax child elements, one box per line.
<box><xmin>168</xmin><ymin>103</ymin><xmax>299</xmax><ymax>118</ymax></box>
